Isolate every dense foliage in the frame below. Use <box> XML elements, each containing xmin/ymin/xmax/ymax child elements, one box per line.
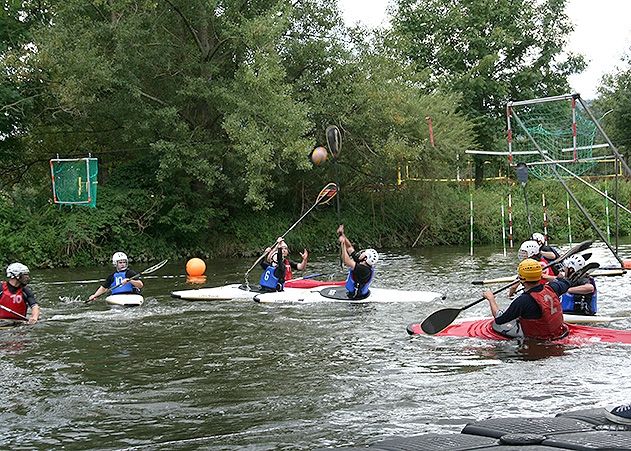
<box><xmin>1</xmin><ymin>0</ymin><xmax>629</xmax><ymax>268</ymax></box>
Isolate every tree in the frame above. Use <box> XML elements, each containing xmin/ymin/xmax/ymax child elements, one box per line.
<box><xmin>391</xmin><ymin>0</ymin><xmax>585</xmax><ymax>183</ymax></box>
<box><xmin>595</xmin><ymin>54</ymin><xmax>631</xmax><ymax>165</ymax></box>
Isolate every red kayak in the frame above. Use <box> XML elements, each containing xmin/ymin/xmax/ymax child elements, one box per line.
<box><xmin>285</xmin><ymin>279</ymin><xmax>345</xmax><ymax>289</ymax></box>
<box><xmin>407</xmin><ymin>319</ymin><xmax>631</xmax><ymax>345</ymax></box>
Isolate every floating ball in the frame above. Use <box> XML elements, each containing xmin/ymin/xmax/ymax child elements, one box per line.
<box><xmin>624</xmin><ymin>259</ymin><xmax>631</xmax><ymax>270</ymax></box>
<box><xmin>186</xmin><ymin>258</ymin><xmax>206</xmax><ymax>277</ymax></box>
<box><xmin>310</xmin><ymin>146</ymin><xmax>328</xmax><ymax>166</ymax></box>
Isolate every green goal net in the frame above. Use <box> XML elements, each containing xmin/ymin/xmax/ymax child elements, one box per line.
<box><xmin>50</xmin><ymin>158</ymin><xmax>98</xmax><ymax>207</ymax></box>
<box><xmin>507</xmin><ymin>95</ymin><xmax>600</xmax><ymax>180</ymax></box>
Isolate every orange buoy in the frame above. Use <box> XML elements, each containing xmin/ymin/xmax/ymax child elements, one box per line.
<box><xmin>310</xmin><ymin>146</ymin><xmax>328</xmax><ymax>165</ymax></box>
<box><xmin>186</xmin><ymin>258</ymin><xmax>206</xmax><ymax>277</ymax></box>
<box><xmin>623</xmin><ymin>259</ymin><xmax>631</xmax><ymax>270</ymax></box>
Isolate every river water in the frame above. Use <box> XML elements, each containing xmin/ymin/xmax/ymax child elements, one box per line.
<box><xmin>2</xmin><ymin>242</ymin><xmax>631</xmax><ymax>449</ymax></box>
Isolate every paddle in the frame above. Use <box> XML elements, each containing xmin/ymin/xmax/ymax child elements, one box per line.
<box><xmin>471</xmin><ymin>252</ymin><xmax>593</xmax><ymax>285</ymax></box>
<box><xmin>419</xmin><ymin>240</ymin><xmax>593</xmax><ymax>335</ymax></box>
<box><xmin>243</xmin><ymin>182</ymin><xmax>338</xmax><ymax>284</ymax></box>
<box><xmin>516</xmin><ymin>162</ymin><xmax>533</xmax><ymax>236</ymax></box>
<box><xmin>326</xmin><ymin>125</ymin><xmax>344</xmax><ymax>269</ymax></box>
<box><xmin>0</xmin><ymin>304</ymin><xmax>28</xmax><ymax>321</ymax></box>
<box><xmin>84</xmin><ymin>259</ymin><xmax>168</xmax><ymax>303</ymax></box>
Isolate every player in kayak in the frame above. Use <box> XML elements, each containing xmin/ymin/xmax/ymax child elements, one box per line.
<box><xmin>263</xmin><ymin>237</ymin><xmax>308</xmax><ymax>282</ymax></box>
<box><xmin>560</xmin><ymin>254</ymin><xmax>597</xmax><ymax>315</ymax></box>
<box><xmin>337</xmin><ymin>224</ymin><xmax>378</xmax><ymax>300</ymax></box>
<box><xmin>531</xmin><ymin>232</ymin><xmax>560</xmax><ymax>262</ymax></box>
<box><xmin>1</xmin><ymin>263</ymin><xmax>40</xmax><ymax>324</ymax></box>
<box><xmin>88</xmin><ymin>252</ymin><xmax>144</xmax><ymax>301</ymax></box>
<box><xmin>483</xmin><ymin>258</ymin><xmax>571</xmax><ymax>340</ymax></box>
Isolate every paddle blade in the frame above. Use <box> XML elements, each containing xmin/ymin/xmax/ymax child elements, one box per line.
<box><xmin>326</xmin><ymin>125</ymin><xmax>341</xmax><ymax>158</ymax></box>
<box><xmin>420</xmin><ymin>308</ymin><xmax>462</xmax><ymax>335</ymax></box>
<box><xmin>515</xmin><ymin>162</ymin><xmax>529</xmax><ymax>184</ymax></box>
<box><xmin>317</xmin><ymin>182</ymin><xmax>338</xmax><ymax>206</ymax></box>
<box><xmin>142</xmin><ymin>259</ymin><xmax>169</xmax><ymax>275</ymax></box>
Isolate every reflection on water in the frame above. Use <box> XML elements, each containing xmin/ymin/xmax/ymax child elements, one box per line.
<box><xmin>1</xmin><ymin>242</ymin><xmax>630</xmax><ymax>449</ymax></box>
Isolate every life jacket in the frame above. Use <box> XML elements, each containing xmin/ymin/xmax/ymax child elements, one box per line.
<box><xmin>561</xmin><ymin>278</ymin><xmax>597</xmax><ymax>315</ymax></box>
<box><xmin>260</xmin><ymin>265</ymin><xmax>283</xmax><ymax>291</ymax></box>
<box><xmin>283</xmin><ymin>259</ymin><xmax>293</xmax><ymax>280</ymax></box>
<box><xmin>345</xmin><ymin>266</ymin><xmax>374</xmax><ymax>299</ymax></box>
<box><xmin>111</xmin><ymin>270</ymin><xmax>134</xmax><ymax>294</ymax></box>
<box><xmin>538</xmin><ymin>256</ymin><xmax>555</xmax><ymax>277</ymax></box>
<box><xmin>519</xmin><ymin>284</ymin><xmax>567</xmax><ymax>340</ymax></box>
<box><xmin>0</xmin><ymin>281</ymin><xmax>28</xmax><ymax>319</ymax></box>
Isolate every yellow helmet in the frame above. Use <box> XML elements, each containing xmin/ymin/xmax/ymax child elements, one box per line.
<box><xmin>518</xmin><ymin>258</ymin><xmax>542</xmax><ymax>282</ymax></box>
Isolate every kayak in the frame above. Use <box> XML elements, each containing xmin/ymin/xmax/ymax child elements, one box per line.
<box><xmin>105</xmin><ymin>294</ymin><xmax>144</xmax><ymax>307</ymax></box>
<box><xmin>171</xmin><ymin>279</ymin><xmax>345</xmax><ymax>301</ymax></box>
<box><xmin>562</xmin><ymin>313</ymin><xmax>625</xmax><ymax>324</ymax></box>
<box><xmin>254</xmin><ymin>285</ymin><xmax>444</xmax><ymax>304</ymax></box>
<box><xmin>406</xmin><ymin>318</ymin><xmax>631</xmax><ymax>345</ymax></box>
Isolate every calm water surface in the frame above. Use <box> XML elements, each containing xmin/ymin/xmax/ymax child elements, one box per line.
<box><xmin>2</xmin><ymin>242</ymin><xmax>631</xmax><ymax>449</ymax></box>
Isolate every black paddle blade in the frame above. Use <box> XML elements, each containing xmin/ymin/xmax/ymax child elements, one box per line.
<box><xmin>516</xmin><ymin>162</ymin><xmax>529</xmax><ymax>184</ymax></box>
<box><xmin>420</xmin><ymin>308</ymin><xmax>462</xmax><ymax>335</ymax></box>
<box><xmin>326</xmin><ymin>125</ymin><xmax>341</xmax><ymax>158</ymax></box>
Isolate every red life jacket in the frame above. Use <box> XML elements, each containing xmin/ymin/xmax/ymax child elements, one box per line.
<box><xmin>0</xmin><ymin>281</ymin><xmax>28</xmax><ymax>320</ymax></box>
<box><xmin>538</xmin><ymin>257</ymin><xmax>555</xmax><ymax>277</ymax></box>
<box><xmin>520</xmin><ymin>284</ymin><xmax>567</xmax><ymax>340</ymax></box>
<box><xmin>283</xmin><ymin>259</ymin><xmax>293</xmax><ymax>280</ymax></box>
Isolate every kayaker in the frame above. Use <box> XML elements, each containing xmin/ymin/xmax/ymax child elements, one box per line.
<box><xmin>607</xmin><ymin>404</ymin><xmax>631</xmax><ymax>424</ymax></box>
<box><xmin>263</xmin><ymin>237</ymin><xmax>308</xmax><ymax>281</ymax></box>
<box><xmin>259</xmin><ymin>237</ymin><xmax>288</xmax><ymax>292</ymax></box>
<box><xmin>531</xmin><ymin>232</ymin><xmax>560</xmax><ymax>262</ymax></box>
<box><xmin>337</xmin><ymin>224</ymin><xmax>378</xmax><ymax>300</ymax></box>
<box><xmin>508</xmin><ymin>240</ymin><xmax>556</xmax><ymax>297</ymax></box>
<box><xmin>88</xmin><ymin>252</ymin><xmax>143</xmax><ymax>301</ymax></box>
<box><xmin>560</xmin><ymin>254</ymin><xmax>597</xmax><ymax>315</ymax></box>
<box><xmin>483</xmin><ymin>258</ymin><xmax>571</xmax><ymax>340</ymax></box>
<box><xmin>1</xmin><ymin>263</ymin><xmax>40</xmax><ymax>324</ymax></box>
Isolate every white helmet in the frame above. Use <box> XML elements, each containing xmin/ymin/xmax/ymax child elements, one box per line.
<box><xmin>564</xmin><ymin>254</ymin><xmax>585</xmax><ymax>273</ymax></box>
<box><xmin>363</xmin><ymin>249</ymin><xmax>379</xmax><ymax>266</ymax></box>
<box><xmin>6</xmin><ymin>262</ymin><xmax>29</xmax><ymax>279</ymax></box>
<box><xmin>531</xmin><ymin>232</ymin><xmax>546</xmax><ymax>245</ymax></box>
<box><xmin>112</xmin><ymin>252</ymin><xmax>128</xmax><ymax>267</ymax></box>
<box><xmin>518</xmin><ymin>240</ymin><xmax>540</xmax><ymax>260</ymax></box>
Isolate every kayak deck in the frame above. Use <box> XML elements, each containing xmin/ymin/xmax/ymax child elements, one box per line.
<box><xmin>255</xmin><ymin>286</ymin><xmax>444</xmax><ymax>304</ymax></box>
<box><xmin>407</xmin><ymin>318</ymin><xmax>631</xmax><ymax>345</ymax></box>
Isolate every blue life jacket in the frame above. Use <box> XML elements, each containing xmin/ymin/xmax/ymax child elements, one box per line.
<box><xmin>561</xmin><ymin>279</ymin><xmax>597</xmax><ymax>315</ymax></box>
<box><xmin>259</xmin><ymin>266</ymin><xmax>282</xmax><ymax>291</ymax></box>
<box><xmin>345</xmin><ymin>266</ymin><xmax>374</xmax><ymax>299</ymax></box>
<box><xmin>111</xmin><ymin>270</ymin><xmax>134</xmax><ymax>294</ymax></box>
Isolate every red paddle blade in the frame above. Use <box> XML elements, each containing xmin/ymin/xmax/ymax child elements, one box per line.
<box><xmin>317</xmin><ymin>182</ymin><xmax>338</xmax><ymax>205</ymax></box>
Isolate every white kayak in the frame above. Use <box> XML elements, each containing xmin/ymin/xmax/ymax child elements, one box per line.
<box><xmin>105</xmin><ymin>294</ymin><xmax>144</xmax><ymax>307</ymax></box>
<box><xmin>171</xmin><ymin>279</ymin><xmax>346</xmax><ymax>301</ymax></box>
<box><xmin>171</xmin><ymin>283</ymin><xmax>258</xmax><ymax>300</ymax></box>
<box><xmin>254</xmin><ymin>285</ymin><xmax>444</xmax><ymax>304</ymax></box>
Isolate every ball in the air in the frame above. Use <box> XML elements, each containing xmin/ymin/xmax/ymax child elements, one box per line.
<box><xmin>310</xmin><ymin>146</ymin><xmax>328</xmax><ymax>165</ymax></box>
<box><xmin>186</xmin><ymin>258</ymin><xmax>206</xmax><ymax>276</ymax></box>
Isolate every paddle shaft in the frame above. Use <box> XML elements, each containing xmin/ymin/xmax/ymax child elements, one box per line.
<box><xmin>244</xmin><ymin>183</ymin><xmax>337</xmax><ymax>279</ymax></box>
<box><xmin>0</xmin><ymin>304</ymin><xmax>28</xmax><ymax>321</ymax></box>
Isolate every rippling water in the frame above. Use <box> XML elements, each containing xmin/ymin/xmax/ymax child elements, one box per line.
<box><xmin>2</xmin><ymin>242</ymin><xmax>631</xmax><ymax>449</ymax></box>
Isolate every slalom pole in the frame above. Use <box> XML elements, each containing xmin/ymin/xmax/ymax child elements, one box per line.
<box><xmin>501</xmin><ymin>201</ymin><xmax>507</xmax><ymax>257</ymax></box>
<box><xmin>469</xmin><ymin>192</ymin><xmax>474</xmax><ymax>256</ymax></box>
<box><xmin>605</xmin><ymin>187</ymin><xmax>611</xmax><ymax>243</ymax></box>
<box><xmin>566</xmin><ymin>191</ymin><xmax>573</xmax><ymax>246</ymax></box>
<box><xmin>508</xmin><ymin>193</ymin><xmax>513</xmax><ymax>248</ymax></box>
<box><xmin>542</xmin><ymin>193</ymin><xmax>549</xmax><ymax>240</ymax></box>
